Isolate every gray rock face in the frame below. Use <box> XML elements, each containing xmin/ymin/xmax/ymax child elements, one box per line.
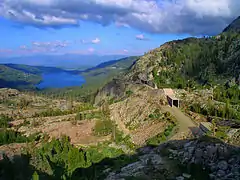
<box><xmin>167</xmin><ymin>138</ymin><xmax>240</xmax><ymax>180</ymax></box>
<box><xmin>95</xmin><ymin>79</ymin><xmax>127</xmax><ymax>105</ymax></box>
<box><xmin>139</xmin><ymin>153</ymin><xmax>163</xmax><ymax>165</ymax></box>
<box><xmin>120</xmin><ymin>161</ymin><xmax>145</xmax><ymax>177</ymax></box>
<box><xmin>217</xmin><ymin>170</ymin><xmax>226</xmax><ymax>177</ymax></box>
<box><xmin>106</xmin><ymin>138</ymin><xmax>240</xmax><ymax>180</ymax></box>
<box><xmin>182</xmin><ymin>173</ymin><xmax>191</xmax><ymax>179</ymax></box>
<box><xmin>218</xmin><ymin>161</ymin><xmax>228</xmax><ymax>171</ymax></box>
<box><xmin>176</xmin><ymin>176</ymin><xmax>184</xmax><ymax>180</ymax></box>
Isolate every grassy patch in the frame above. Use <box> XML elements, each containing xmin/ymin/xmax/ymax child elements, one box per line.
<box><xmin>147</xmin><ymin>114</ymin><xmax>177</xmax><ymax>146</ymax></box>
<box><xmin>93</xmin><ymin>119</ymin><xmax>114</xmax><ymax>137</ymax></box>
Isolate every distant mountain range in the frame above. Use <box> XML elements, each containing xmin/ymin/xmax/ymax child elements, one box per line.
<box><xmin>0</xmin><ymin>54</ymin><xmax>127</xmax><ymax>69</ymax></box>
<box><xmin>81</xmin><ymin>56</ymin><xmax>138</xmax><ymax>73</ymax></box>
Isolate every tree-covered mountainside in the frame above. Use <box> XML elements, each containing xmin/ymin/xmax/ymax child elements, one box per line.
<box><xmin>0</xmin><ymin>64</ymin><xmax>42</xmax><ymax>89</ymax></box>
<box><xmin>124</xmin><ymin>19</ymin><xmax>240</xmax><ymax>89</ymax></box>
<box><xmin>82</xmin><ymin>56</ymin><xmax>138</xmax><ymax>73</ymax></box>
<box><xmin>95</xmin><ymin>16</ymin><xmax>240</xmax><ymax>125</ymax></box>
<box><xmin>0</xmin><ymin>64</ymin><xmax>67</xmax><ymax>90</ymax></box>
<box><xmin>80</xmin><ymin>56</ymin><xmax>138</xmax><ymax>83</ymax></box>
<box><xmin>223</xmin><ymin>16</ymin><xmax>240</xmax><ymax>33</ymax></box>
<box><xmin>78</xmin><ymin>56</ymin><xmax>138</xmax><ymax>93</ymax></box>
<box><xmin>79</xmin><ymin>56</ymin><xmax>138</xmax><ymax>97</ymax></box>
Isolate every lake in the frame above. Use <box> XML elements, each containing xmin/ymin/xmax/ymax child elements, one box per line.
<box><xmin>36</xmin><ymin>72</ymin><xmax>85</xmax><ymax>89</ymax></box>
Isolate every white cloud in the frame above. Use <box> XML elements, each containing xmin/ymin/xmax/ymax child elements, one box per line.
<box><xmin>136</xmin><ymin>34</ymin><xmax>149</xmax><ymax>40</ymax></box>
<box><xmin>0</xmin><ymin>0</ymin><xmax>239</xmax><ymax>35</ymax></box>
<box><xmin>31</xmin><ymin>40</ymin><xmax>70</xmax><ymax>48</ymax></box>
<box><xmin>81</xmin><ymin>38</ymin><xmax>101</xmax><ymax>44</ymax></box>
<box><xmin>91</xmin><ymin>38</ymin><xmax>101</xmax><ymax>44</ymax></box>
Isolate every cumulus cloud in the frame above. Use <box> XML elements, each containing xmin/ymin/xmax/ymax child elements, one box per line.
<box><xmin>31</xmin><ymin>40</ymin><xmax>70</xmax><ymax>48</ymax></box>
<box><xmin>81</xmin><ymin>38</ymin><xmax>101</xmax><ymax>44</ymax></box>
<box><xmin>0</xmin><ymin>0</ymin><xmax>240</xmax><ymax>35</ymax></box>
<box><xmin>91</xmin><ymin>38</ymin><xmax>101</xmax><ymax>44</ymax></box>
<box><xmin>136</xmin><ymin>34</ymin><xmax>149</xmax><ymax>40</ymax></box>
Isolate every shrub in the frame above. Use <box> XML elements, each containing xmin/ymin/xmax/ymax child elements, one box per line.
<box><xmin>0</xmin><ymin>130</ymin><xmax>30</xmax><ymax>145</ymax></box>
<box><xmin>126</xmin><ymin>90</ymin><xmax>133</xmax><ymax>97</ymax></box>
<box><xmin>28</xmin><ymin>136</ymin><xmax>126</xmax><ymax>179</ymax></box>
<box><xmin>75</xmin><ymin>113</ymin><xmax>84</xmax><ymax>121</ymax></box>
<box><xmin>93</xmin><ymin>120</ymin><xmax>114</xmax><ymax>136</ymax></box>
<box><xmin>0</xmin><ymin>115</ymin><xmax>13</xmax><ymax>128</ymax></box>
<box><xmin>147</xmin><ymin>123</ymin><xmax>176</xmax><ymax>146</ymax></box>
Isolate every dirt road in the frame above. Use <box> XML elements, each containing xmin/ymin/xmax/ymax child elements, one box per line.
<box><xmin>163</xmin><ymin>106</ymin><xmax>198</xmax><ymax>139</ymax></box>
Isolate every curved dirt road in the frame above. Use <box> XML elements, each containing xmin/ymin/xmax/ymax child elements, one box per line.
<box><xmin>163</xmin><ymin>106</ymin><xmax>198</xmax><ymax>139</ymax></box>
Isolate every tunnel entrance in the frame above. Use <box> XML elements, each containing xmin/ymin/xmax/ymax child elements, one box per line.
<box><xmin>167</xmin><ymin>95</ymin><xmax>180</xmax><ymax>108</ymax></box>
<box><xmin>173</xmin><ymin>99</ymin><xmax>179</xmax><ymax>108</ymax></box>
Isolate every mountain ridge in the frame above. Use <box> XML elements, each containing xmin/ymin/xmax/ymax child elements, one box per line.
<box><xmin>95</xmin><ymin>16</ymin><xmax>240</xmax><ymax>103</ymax></box>
<box><xmin>223</xmin><ymin>16</ymin><xmax>240</xmax><ymax>33</ymax></box>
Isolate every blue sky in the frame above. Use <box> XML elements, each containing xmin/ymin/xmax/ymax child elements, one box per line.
<box><xmin>0</xmin><ymin>0</ymin><xmax>239</xmax><ymax>57</ymax></box>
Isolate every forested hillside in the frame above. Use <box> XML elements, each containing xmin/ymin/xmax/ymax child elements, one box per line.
<box><xmin>223</xmin><ymin>16</ymin><xmax>240</xmax><ymax>33</ymax></box>
<box><xmin>80</xmin><ymin>56</ymin><xmax>138</xmax><ymax>88</ymax></box>
<box><xmin>127</xmin><ymin>32</ymin><xmax>240</xmax><ymax>89</ymax></box>
<box><xmin>96</xmin><ymin>16</ymin><xmax>240</xmax><ymax>126</ymax></box>
<box><xmin>42</xmin><ymin>56</ymin><xmax>138</xmax><ymax>102</ymax></box>
<box><xmin>0</xmin><ymin>64</ymin><xmax>67</xmax><ymax>90</ymax></box>
<box><xmin>0</xmin><ymin>64</ymin><xmax>42</xmax><ymax>89</ymax></box>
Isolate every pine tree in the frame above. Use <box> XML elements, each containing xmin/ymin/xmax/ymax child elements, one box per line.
<box><xmin>32</xmin><ymin>171</ymin><xmax>39</xmax><ymax>180</ymax></box>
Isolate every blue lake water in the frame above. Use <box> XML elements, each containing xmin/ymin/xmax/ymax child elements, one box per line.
<box><xmin>36</xmin><ymin>72</ymin><xmax>86</xmax><ymax>89</ymax></box>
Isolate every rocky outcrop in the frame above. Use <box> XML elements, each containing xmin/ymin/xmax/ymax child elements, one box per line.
<box><xmin>94</xmin><ymin>78</ymin><xmax>160</xmax><ymax>105</ymax></box>
<box><xmin>166</xmin><ymin>137</ymin><xmax>240</xmax><ymax>180</ymax></box>
<box><xmin>105</xmin><ymin>137</ymin><xmax>240</xmax><ymax>180</ymax></box>
<box><xmin>0</xmin><ymin>88</ymin><xmax>19</xmax><ymax>101</ymax></box>
<box><xmin>94</xmin><ymin>79</ymin><xmax>128</xmax><ymax>105</ymax></box>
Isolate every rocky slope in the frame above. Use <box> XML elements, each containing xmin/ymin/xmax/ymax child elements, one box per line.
<box><xmin>0</xmin><ymin>88</ymin><xmax>81</xmax><ymax>119</ymax></box>
<box><xmin>106</xmin><ymin>137</ymin><xmax>240</xmax><ymax>180</ymax></box>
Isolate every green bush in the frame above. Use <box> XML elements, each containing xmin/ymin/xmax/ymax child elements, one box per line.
<box><xmin>149</xmin><ymin>109</ymin><xmax>163</xmax><ymax>119</ymax></box>
<box><xmin>147</xmin><ymin>123</ymin><xmax>176</xmax><ymax>146</ymax></box>
<box><xmin>189</xmin><ymin>100</ymin><xmax>240</xmax><ymax>120</ymax></box>
<box><xmin>29</xmin><ymin>136</ymin><xmax>125</xmax><ymax>179</ymax></box>
<box><xmin>126</xmin><ymin>90</ymin><xmax>133</xmax><ymax>97</ymax></box>
<box><xmin>75</xmin><ymin>113</ymin><xmax>84</xmax><ymax>121</ymax></box>
<box><xmin>0</xmin><ymin>130</ymin><xmax>30</xmax><ymax>145</ymax></box>
<box><xmin>93</xmin><ymin>120</ymin><xmax>114</xmax><ymax>136</ymax></box>
<box><xmin>113</xmin><ymin>130</ymin><xmax>136</xmax><ymax>149</ymax></box>
<box><xmin>0</xmin><ymin>115</ymin><xmax>13</xmax><ymax>128</ymax></box>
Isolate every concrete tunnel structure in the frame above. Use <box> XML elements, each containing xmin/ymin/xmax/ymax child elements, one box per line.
<box><xmin>163</xmin><ymin>88</ymin><xmax>180</xmax><ymax>108</ymax></box>
<box><xmin>167</xmin><ymin>95</ymin><xmax>180</xmax><ymax>108</ymax></box>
